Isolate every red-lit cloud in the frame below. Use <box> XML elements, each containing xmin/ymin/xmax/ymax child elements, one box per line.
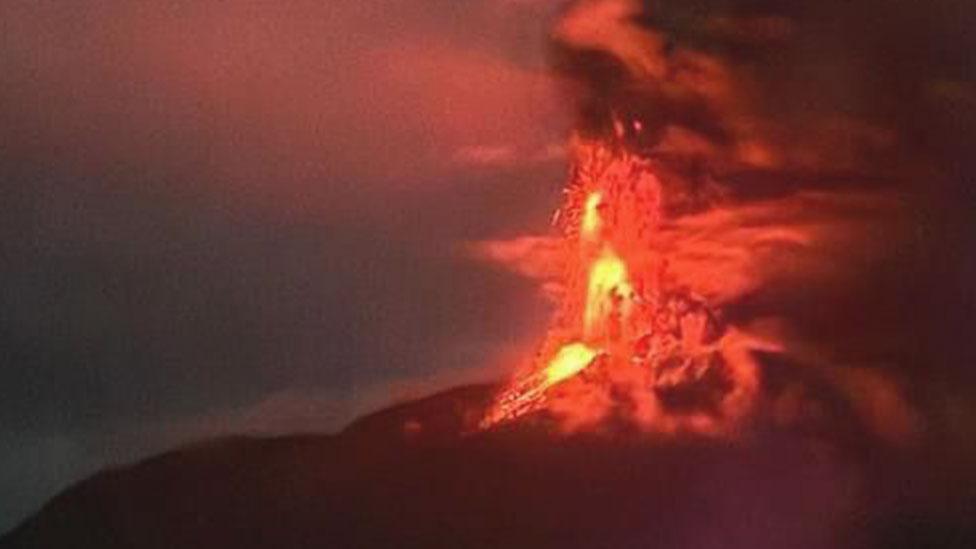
<box><xmin>1</xmin><ymin>0</ymin><xmax>568</xmax><ymax>212</ymax></box>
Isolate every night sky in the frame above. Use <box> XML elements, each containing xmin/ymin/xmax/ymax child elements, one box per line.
<box><xmin>2</xmin><ymin>0</ymin><xmax>975</xmax><ymax>533</ymax></box>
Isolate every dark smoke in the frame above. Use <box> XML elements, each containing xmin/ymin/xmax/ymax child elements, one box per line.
<box><xmin>480</xmin><ymin>0</ymin><xmax>976</xmax><ymax>447</ymax></box>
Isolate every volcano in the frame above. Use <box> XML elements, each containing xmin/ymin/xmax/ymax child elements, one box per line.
<box><xmin>3</xmin><ymin>383</ymin><xmax>975</xmax><ymax>549</ymax></box>
<box><xmin>3</xmin><ymin>2</ymin><xmax>974</xmax><ymax>546</ymax></box>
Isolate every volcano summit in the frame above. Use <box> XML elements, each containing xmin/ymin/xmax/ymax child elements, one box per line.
<box><xmin>3</xmin><ymin>383</ymin><xmax>975</xmax><ymax>549</ymax></box>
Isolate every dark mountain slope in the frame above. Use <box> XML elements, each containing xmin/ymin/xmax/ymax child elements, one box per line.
<box><xmin>3</xmin><ymin>384</ymin><xmax>974</xmax><ymax>549</ymax></box>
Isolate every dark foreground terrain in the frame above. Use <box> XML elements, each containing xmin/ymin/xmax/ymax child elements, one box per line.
<box><xmin>3</xmin><ymin>384</ymin><xmax>974</xmax><ymax>548</ymax></box>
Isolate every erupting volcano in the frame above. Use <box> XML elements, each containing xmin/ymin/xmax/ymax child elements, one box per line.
<box><xmin>482</xmin><ymin>129</ymin><xmax>773</xmax><ymax>434</ymax></box>
<box><xmin>6</xmin><ymin>0</ymin><xmax>976</xmax><ymax>547</ymax></box>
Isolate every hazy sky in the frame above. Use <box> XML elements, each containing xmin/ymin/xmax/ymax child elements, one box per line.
<box><xmin>2</xmin><ymin>0</ymin><xmax>974</xmax><ymax>533</ymax></box>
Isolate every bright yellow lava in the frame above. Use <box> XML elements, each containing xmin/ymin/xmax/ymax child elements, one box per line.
<box><xmin>581</xmin><ymin>191</ymin><xmax>602</xmax><ymax>240</ymax></box>
<box><xmin>584</xmin><ymin>248</ymin><xmax>634</xmax><ymax>336</ymax></box>
<box><xmin>544</xmin><ymin>342</ymin><xmax>599</xmax><ymax>385</ymax></box>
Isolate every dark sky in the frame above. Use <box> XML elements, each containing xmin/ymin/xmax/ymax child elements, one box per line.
<box><xmin>2</xmin><ymin>0</ymin><xmax>975</xmax><ymax>533</ymax></box>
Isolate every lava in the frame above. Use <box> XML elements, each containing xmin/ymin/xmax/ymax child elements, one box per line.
<box><xmin>481</xmin><ymin>136</ymin><xmax>768</xmax><ymax>434</ymax></box>
<box><xmin>584</xmin><ymin>248</ymin><xmax>634</xmax><ymax>338</ymax></box>
<box><xmin>544</xmin><ymin>343</ymin><xmax>600</xmax><ymax>386</ymax></box>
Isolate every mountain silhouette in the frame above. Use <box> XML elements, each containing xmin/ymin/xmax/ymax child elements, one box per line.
<box><xmin>3</xmin><ymin>383</ymin><xmax>974</xmax><ymax>548</ymax></box>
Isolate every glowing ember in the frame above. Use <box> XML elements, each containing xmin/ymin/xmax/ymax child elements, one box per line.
<box><xmin>481</xmin><ymin>135</ymin><xmax>766</xmax><ymax>434</ymax></box>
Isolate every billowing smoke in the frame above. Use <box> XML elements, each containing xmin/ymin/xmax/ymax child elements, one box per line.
<box><xmin>475</xmin><ymin>0</ymin><xmax>926</xmax><ymax>443</ymax></box>
<box><xmin>550</xmin><ymin>0</ymin><xmax>899</xmax><ymax>199</ymax></box>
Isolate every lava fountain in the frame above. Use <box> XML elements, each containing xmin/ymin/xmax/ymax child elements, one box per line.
<box><xmin>482</xmin><ymin>130</ymin><xmax>777</xmax><ymax>434</ymax></box>
<box><xmin>475</xmin><ymin>0</ymin><xmax>919</xmax><ymax>443</ymax></box>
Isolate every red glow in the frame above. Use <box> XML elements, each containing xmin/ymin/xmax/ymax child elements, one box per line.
<box><xmin>481</xmin><ymin>134</ymin><xmax>773</xmax><ymax>434</ymax></box>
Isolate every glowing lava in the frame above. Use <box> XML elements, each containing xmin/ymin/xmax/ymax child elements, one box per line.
<box><xmin>584</xmin><ymin>248</ymin><xmax>634</xmax><ymax>339</ymax></box>
<box><xmin>481</xmin><ymin>136</ymin><xmax>764</xmax><ymax>434</ymax></box>
<box><xmin>544</xmin><ymin>342</ymin><xmax>599</xmax><ymax>385</ymax></box>
<box><xmin>580</xmin><ymin>191</ymin><xmax>603</xmax><ymax>239</ymax></box>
